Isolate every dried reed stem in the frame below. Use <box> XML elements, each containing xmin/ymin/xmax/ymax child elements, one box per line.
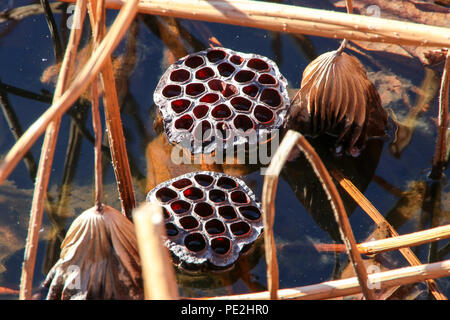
<box><xmin>336</xmin><ymin>0</ymin><xmax>352</xmax><ymax>54</ymax></box>
<box><xmin>261</xmin><ymin>133</ymin><xmax>296</xmax><ymax>299</ymax></box>
<box><xmin>19</xmin><ymin>0</ymin><xmax>87</xmax><ymax>300</ymax></box>
<box><xmin>263</xmin><ymin>130</ymin><xmax>375</xmax><ymax>300</ymax></box>
<box><xmin>100</xmin><ymin>61</ymin><xmax>136</xmax><ymax>218</ymax></box>
<box><xmin>133</xmin><ymin>203</ymin><xmax>179</xmax><ymax>300</ymax></box>
<box><xmin>430</xmin><ymin>51</ymin><xmax>450</xmax><ymax>180</ymax></box>
<box><xmin>58</xmin><ymin>0</ymin><xmax>450</xmax><ymax>48</ymax></box>
<box><xmin>359</xmin><ymin>224</ymin><xmax>450</xmax><ymax>255</ymax></box>
<box><xmin>91</xmin><ymin>78</ymin><xmax>103</xmax><ymax>209</ymax></box>
<box><xmin>85</xmin><ymin>0</ymin><xmax>136</xmax><ymax>218</ymax></box>
<box><xmin>207</xmin><ymin>259</ymin><xmax>450</xmax><ymax>300</ymax></box>
<box><xmin>345</xmin><ymin>0</ymin><xmax>353</xmax><ymax>14</ymax></box>
<box><xmin>330</xmin><ymin>168</ymin><xmax>448</xmax><ymax>300</ymax></box>
<box><xmin>90</xmin><ymin>0</ymin><xmax>105</xmax><ymax>210</ymax></box>
<box><xmin>317</xmin><ymin>224</ymin><xmax>450</xmax><ymax>255</ymax></box>
<box><xmin>87</xmin><ymin>0</ymin><xmax>136</xmax><ymax>217</ymax></box>
<box><xmin>0</xmin><ymin>0</ymin><xmax>140</xmax><ymax>186</ymax></box>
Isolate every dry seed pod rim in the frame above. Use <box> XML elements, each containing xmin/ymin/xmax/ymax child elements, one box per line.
<box><xmin>153</xmin><ymin>47</ymin><xmax>290</xmax><ymax>155</ymax></box>
<box><xmin>146</xmin><ymin>171</ymin><xmax>264</xmax><ymax>271</ymax></box>
<box><xmin>289</xmin><ymin>50</ymin><xmax>386</xmax><ymax>156</ymax></box>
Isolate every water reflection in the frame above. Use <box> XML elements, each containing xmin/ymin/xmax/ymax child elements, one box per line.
<box><xmin>283</xmin><ymin>136</ymin><xmax>384</xmax><ymax>242</ymax></box>
<box><xmin>0</xmin><ymin>0</ymin><xmax>448</xmax><ymax>299</ymax></box>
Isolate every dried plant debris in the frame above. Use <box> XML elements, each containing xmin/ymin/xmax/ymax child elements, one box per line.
<box><xmin>337</xmin><ymin>224</ymin><xmax>427</xmax><ymax>300</ymax></box>
<box><xmin>332</xmin><ymin>0</ymin><xmax>450</xmax><ymax>66</ymax></box>
<box><xmin>154</xmin><ymin>47</ymin><xmax>290</xmax><ymax>155</ymax></box>
<box><xmin>43</xmin><ymin>205</ymin><xmax>143</xmax><ymax>300</ymax></box>
<box><xmin>146</xmin><ymin>171</ymin><xmax>263</xmax><ymax>271</ymax></box>
<box><xmin>287</xmin><ymin>50</ymin><xmax>388</xmax><ymax>156</ymax></box>
<box><xmin>0</xmin><ymin>181</ymin><xmax>34</xmax><ymax>275</ymax></box>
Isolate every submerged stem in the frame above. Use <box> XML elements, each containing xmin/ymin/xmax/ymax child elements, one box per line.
<box><xmin>430</xmin><ymin>51</ymin><xmax>450</xmax><ymax>180</ymax></box>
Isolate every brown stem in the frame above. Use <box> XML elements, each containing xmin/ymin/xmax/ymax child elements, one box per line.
<box><xmin>19</xmin><ymin>0</ymin><xmax>87</xmax><ymax>300</ymax></box>
<box><xmin>100</xmin><ymin>61</ymin><xmax>136</xmax><ymax>218</ymax></box>
<box><xmin>91</xmin><ymin>78</ymin><xmax>103</xmax><ymax>211</ymax></box>
<box><xmin>330</xmin><ymin>168</ymin><xmax>448</xmax><ymax>300</ymax></box>
<box><xmin>337</xmin><ymin>0</ymin><xmax>352</xmax><ymax>54</ymax></box>
<box><xmin>88</xmin><ymin>0</ymin><xmax>136</xmax><ymax>218</ymax></box>
<box><xmin>57</xmin><ymin>0</ymin><xmax>450</xmax><ymax>48</ymax></box>
<box><xmin>317</xmin><ymin>224</ymin><xmax>450</xmax><ymax>256</ymax></box>
<box><xmin>206</xmin><ymin>259</ymin><xmax>450</xmax><ymax>300</ymax></box>
<box><xmin>89</xmin><ymin>0</ymin><xmax>106</xmax><ymax>211</ymax></box>
<box><xmin>430</xmin><ymin>51</ymin><xmax>450</xmax><ymax>180</ymax></box>
<box><xmin>262</xmin><ymin>130</ymin><xmax>376</xmax><ymax>300</ymax></box>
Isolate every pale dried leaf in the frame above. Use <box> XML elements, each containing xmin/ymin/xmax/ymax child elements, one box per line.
<box><xmin>44</xmin><ymin>205</ymin><xmax>143</xmax><ymax>300</ymax></box>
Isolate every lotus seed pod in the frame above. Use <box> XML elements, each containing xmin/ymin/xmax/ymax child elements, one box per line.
<box><xmin>146</xmin><ymin>171</ymin><xmax>263</xmax><ymax>271</ymax></box>
<box><xmin>154</xmin><ymin>47</ymin><xmax>290</xmax><ymax>155</ymax></box>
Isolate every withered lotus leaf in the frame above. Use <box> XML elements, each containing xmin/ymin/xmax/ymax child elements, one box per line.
<box><xmin>287</xmin><ymin>50</ymin><xmax>388</xmax><ymax>156</ymax></box>
<box><xmin>43</xmin><ymin>205</ymin><xmax>143</xmax><ymax>300</ymax></box>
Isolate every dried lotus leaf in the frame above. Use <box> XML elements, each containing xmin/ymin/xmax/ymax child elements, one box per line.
<box><xmin>315</xmin><ymin>57</ymin><xmax>333</xmax><ymax>131</ymax></box>
<box><xmin>319</xmin><ymin>64</ymin><xmax>334</xmax><ymax>130</ymax></box>
<box><xmin>287</xmin><ymin>50</ymin><xmax>387</xmax><ymax>155</ymax></box>
<box><xmin>44</xmin><ymin>205</ymin><xmax>143</xmax><ymax>300</ymax></box>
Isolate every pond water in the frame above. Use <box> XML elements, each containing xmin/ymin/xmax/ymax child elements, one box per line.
<box><xmin>0</xmin><ymin>0</ymin><xmax>448</xmax><ymax>299</ymax></box>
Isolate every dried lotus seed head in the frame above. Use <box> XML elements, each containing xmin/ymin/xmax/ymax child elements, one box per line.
<box><xmin>154</xmin><ymin>47</ymin><xmax>290</xmax><ymax>155</ymax></box>
<box><xmin>146</xmin><ymin>171</ymin><xmax>263</xmax><ymax>271</ymax></box>
<box><xmin>287</xmin><ymin>50</ymin><xmax>387</xmax><ymax>156</ymax></box>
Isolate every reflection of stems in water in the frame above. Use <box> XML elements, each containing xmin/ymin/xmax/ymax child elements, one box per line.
<box><xmin>43</xmin><ymin>103</ymin><xmax>89</xmax><ymax>274</ymax></box>
<box><xmin>178</xmin><ymin>20</ymin><xmax>211</xmax><ymax>52</ymax></box>
<box><xmin>425</xmin><ymin>183</ymin><xmax>441</xmax><ymax>263</ymax></box>
<box><xmin>0</xmin><ymin>3</ymin><xmax>65</xmax><ymax>40</ymax></box>
<box><xmin>438</xmin><ymin>243</ymin><xmax>450</xmax><ymax>261</ymax></box>
<box><xmin>40</xmin><ymin>0</ymin><xmax>64</xmax><ymax>63</ymax></box>
<box><xmin>0</xmin><ymin>81</ymin><xmax>53</xmax><ymax>103</ymax></box>
<box><xmin>0</xmin><ymin>0</ymin><xmax>141</xmax><ymax>186</ymax></box>
<box><xmin>157</xmin><ymin>16</ymin><xmax>188</xmax><ymax>64</ymax></box>
<box><xmin>123</xmin><ymin>92</ymin><xmax>149</xmax><ymax>142</ymax></box>
<box><xmin>270</xmin><ymin>32</ymin><xmax>283</xmax><ymax>67</ymax></box>
<box><xmin>384</xmin><ymin>181</ymin><xmax>426</xmax><ymax>230</ymax></box>
<box><xmin>389</xmin><ymin>68</ymin><xmax>440</xmax><ymax>158</ymax></box>
<box><xmin>289</xmin><ymin>34</ymin><xmax>318</xmax><ymax>62</ymax></box>
<box><xmin>372</xmin><ymin>175</ymin><xmax>404</xmax><ymax>198</ymax></box>
<box><xmin>0</xmin><ymin>86</ymin><xmax>37</xmax><ymax>180</ymax></box>
<box><xmin>0</xmin><ymin>81</ymin><xmax>109</xmax><ymax>154</ymax></box>
<box><xmin>421</xmin><ymin>180</ymin><xmax>447</xmax><ymax>299</ymax></box>
<box><xmin>0</xmin><ymin>3</ymin><xmax>64</xmax><ymax>24</ymax></box>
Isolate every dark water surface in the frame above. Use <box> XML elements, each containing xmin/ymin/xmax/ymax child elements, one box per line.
<box><xmin>0</xmin><ymin>0</ymin><xmax>448</xmax><ymax>299</ymax></box>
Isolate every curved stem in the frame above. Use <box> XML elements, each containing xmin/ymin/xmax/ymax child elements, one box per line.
<box><xmin>262</xmin><ymin>130</ymin><xmax>376</xmax><ymax>300</ymax></box>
